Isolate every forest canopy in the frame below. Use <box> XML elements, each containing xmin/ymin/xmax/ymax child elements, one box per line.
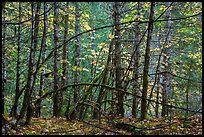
<box><xmin>2</xmin><ymin>2</ymin><xmax>202</xmax><ymax>135</ymax></box>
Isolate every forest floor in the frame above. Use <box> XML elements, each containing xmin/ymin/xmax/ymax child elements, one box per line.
<box><xmin>3</xmin><ymin>114</ymin><xmax>202</xmax><ymax>135</ymax></box>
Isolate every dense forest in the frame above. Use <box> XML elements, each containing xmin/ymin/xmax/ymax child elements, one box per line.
<box><xmin>2</xmin><ymin>2</ymin><xmax>202</xmax><ymax>135</ymax></box>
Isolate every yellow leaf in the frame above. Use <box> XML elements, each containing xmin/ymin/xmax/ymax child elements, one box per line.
<box><xmin>108</xmin><ymin>34</ymin><xmax>114</xmax><ymax>39</ymax></box>
<box><xmin>84</xmin><ymin>22</ymin><xmax>92</xmax><ymax>30</ymax></box>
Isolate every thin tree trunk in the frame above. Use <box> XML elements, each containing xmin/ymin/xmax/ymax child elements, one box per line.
<box><xmin>155</xmin><ymin>75</ymin><xmax>160</xmax><ymax>117</ymax></box>
<box><xmin>113</xmin><ymin>2</ymin><xmax>124</xmax><ymax>117</ymax></box>
<box><xmin>62</xmin><ymin>2</ymin><xmax>69</xmax><ymax>88</ymax></box>
<box><xmin>17</xmin><ymin>2</ymin><xmax>35</xmax><ymax>122</ymax></box>
<box><xmin>60</xmin><ymin>2</ymin><xmax>69</xmax><ymax>118</ymax></box>
<box><xmin>71</xmin><ymin>2</ymin><xmax>81</xmax><ymax>120</ymax></box>
<box><xmin>155</xmin><ymin>32</ymin><xmax>162</xmax><ymax>118</ymax></box>
<box><xmin>64</xmin><ymin>2</ymin><xmax>72</xmax><ymax>120</ymax></box>
<box><xmin>141</xmin><ymin>2</ymin><xmax>155</xmax><ymax>120</ymax></box>
<box><xmin>185</xmin><ymin>68</ymin><xmax>191</xmax><ymax>117</ymax></box>
<box><xmin>146</xmin><ymin>35</ymin><xmax>163</xmax><ymax>111</ymax></box>
<box><xmin>10</xmin><ymin>2</ymin><xmax>22</xmax><ymax>117</ymax></box>
<box><xmin>26</xmin><ymin>2</ymin><xmax>41</xmax><ymax>124</ymax></box>
<box><xmin>161</xmin><ymin>2</ymin><xmax>172</xmax><ymax>117</ymax></box>
<box><xmin>53</xmin><ymin>2</ymin><xmax>62</xmax><ymax>117</ymax></box>
<box><xmin>132</xmin><ymin>2</ymin><xmax>141</xmax><ymax>118</ymax></box>
<box><xmin>34</xmin><ymin>2</ymin><xmax>48</xmax><ymax>118</ymax></box>
<box><xmin>2</xmin><ymin>4</ymin><xmax>7</xmax><ymax>115</ymax></box>
<box><xmin>90</xmin><ymin>2</ymin><xmax>96</xmax><ymax>80</ymax></box>
<box><xmin>61</xmin><ymin>2</ymin><xmax>69</xmax><ymax>117</ymax></box>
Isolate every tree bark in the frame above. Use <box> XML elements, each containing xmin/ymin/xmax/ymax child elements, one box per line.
<box><xmin>34</xmin><ymin>2</ymin><xmax>48</xmax><ymax>118</ymax></box>
<box><xmin>90</xmin><ymin>2</ymin><xmax>96</xmax><ymax>80</ymax></box>
<box><xmin>53</xmin><ymin>2</ymin><xmax>62</xmax><ymax>117</ymax></box>
<box><xmin>60</xmin><ymin>2</ymin><xmax>69</xmax><ymax>118</ymax></box>
<box><xmin>2</xmin><ymin>4</ymin><xmax>7</xmax><ymax>115</ymax></box>
<box><xmin>161</xmin><ymin>2</ymin><xmax>172</xmax><ymax>117</ymax></box>
<box><xmin>71</xmin><ymin>2</ymin><xmax>81</xmax><ymax>120</ymax></box>
<box><xmin>132</xmin><ymin>2</ymin><xmax>141</xmax><ymax>118</ymax></box>
<box><xmin>62</xmin><ymin>2</ymin><xmax>69</xmax><ymax>88</ymax></box>
<box><xmin>17</xmin><ymin>2</ymin><xmax>35</xmax><ymax>122</ymax></box>
<box><xmin>113</xmin><ymin>2</ymin><xmax>124</xmax><ymax>117</ymax></box>
<box><xmin>141</xmin><ymin>2</ymin><xmax>155</xmax><ymax>120</ymax></box>
<box><xmin>26</xmin><ymin>2</ymin><xmax>41</xmax><ymax>124</ymax></box>
<box><xmin>10</xmin><ymin>2</ymin><xmax>22</xmax><ymax>117</ymax></box>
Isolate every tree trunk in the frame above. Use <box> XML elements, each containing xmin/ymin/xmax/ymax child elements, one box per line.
<box><xmin>26</xmin><ymin>2</ymin><xmax>41</xmax><ymax>124</ymax></box>
<box><xmin>17</xmin><ymin>2</ymin><xmax>35</xmax><ymax>122</ymax></box>
<box><xmin>113</xmin><ymin>2</ymin><xmax>124</xmax><ymax>117</ymax></box>
<box><xmin>53</xmin><ymin>2</ymin><xmax>62</xmax><ymax>117</ymax></box>
<box><xmin>72</xmin><ymin>2</ymin><xmax>81</xmax><ymax>120</ymax></box>
<box><xmin>141</xmin><ymin>2</ymin><xmax>155</xmax><ymax>120</ymax></box>
<box><xmin>10</xmin><ymin>2</ymin><xmax>22</xmax><ymax>117</ymax></box>
<box><xmin>161</xmin><ymin>2</ymin><xmax>172</xmax><ymax>117</ymax></box>
<box><xmin>132</xmin><ymin>2</ymin><xmax>141</xmax><ymax>118</ymax></box>
<box><xmin>62</xmin><ymin>2</ymin><xmax>69</xmax><ymax>88</ymax></box>
<box><xmin>34</xmin><ymin>2</ymin><xmax>48</xmax><ymax>118</ymax></box>
<box><xmin>90</xmin><ymin>2</ymin><xmax>96</xmax><ymax>80</ymax></box>
<box><xmin>64</xmin><ymin>2</ymin><xmax>72</xmax><ymax>120</ymax></box>
<box><xmin>2</xmin><ymin>4</ymin><xmax>7</xmax><ymax>115</ymax></box>
<box><xmin>155</xmin><ymin>75</ymin><xmax>160</xmax><ymax>118</ymax></box>
<box><xmin>61</xmin><ymin>2</ymin><xmax>69</xmax><ymax>118</ymax></box>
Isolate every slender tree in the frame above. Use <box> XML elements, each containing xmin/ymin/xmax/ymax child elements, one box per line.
<box><xmin>132</xmin><ymin>2</ymin><xmax>141</xmax><ymax>118</ymax></box>
<box><xmin>62</xmin><ymin>2</ymin><xmax>70</xmax><ymax>119</ymax></box>
<box><xmin>161</xmin><ymin>2</ymin><xmax>172</xmax><ymax>117</ymax></box>
<box><xmin>152</xmin><ymin>30</ymin><xmax>162</xmax><ymax>118</ymax></box>
<box><xmin>141</xmin><ymin>2</ymin><xmax>155</xmax><ymax>120</ymax></box>
<box><xmin>2</xmin><ymin>3</ymin><xmax>7</xmax><ymax>115</ymax></box>
<box><xmin>34</xmin><ymin>2</ymin><xmax>49</xmax><ymax>118</ymax></box>
<box><xmin>53</xmin><ymin>2</ymin><xmax>63</xmax><ymax>117</ymax></box>
<box><xmin>10</xmin><ymin>2</ymin><xmax>22</xmax><ymax>117</ymax></box>
<box><xmin>62</xmin><ymin>2</ymin><xmax>69</xmax><ymax>89</ymax></box>
<box><xmin>71</xmin><ymin>2</ymin><xmax>81</xmax><ymax>120</ymax></box>
<box><xmin>113</xmin><ymin>2</ymin><xmax>124</xmax><ymax>117</ymax></box>
<box><xmin>26</xmin><ymin>2</ymin><xmax>41</xmax><ymax>124</ymax></box>
<box><xmin>90</xmin><ymin>2</ymin><xmax>96</xmax><ymax>80</ymax></box>
<box><xmin>17</xmin><ymin>2</ymin><xmax>35</xmax><ymax>122</ymax></box>
<box><xmin>61</xmin><ymin>2</ymin><xmax>69</xmax><ymax>118</ymax></box>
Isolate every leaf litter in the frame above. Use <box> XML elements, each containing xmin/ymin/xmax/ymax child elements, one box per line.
<box><xmin>4</xmin><ymin>114</ymin><xmax>202</xmax><ymax>135</ymax></box>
